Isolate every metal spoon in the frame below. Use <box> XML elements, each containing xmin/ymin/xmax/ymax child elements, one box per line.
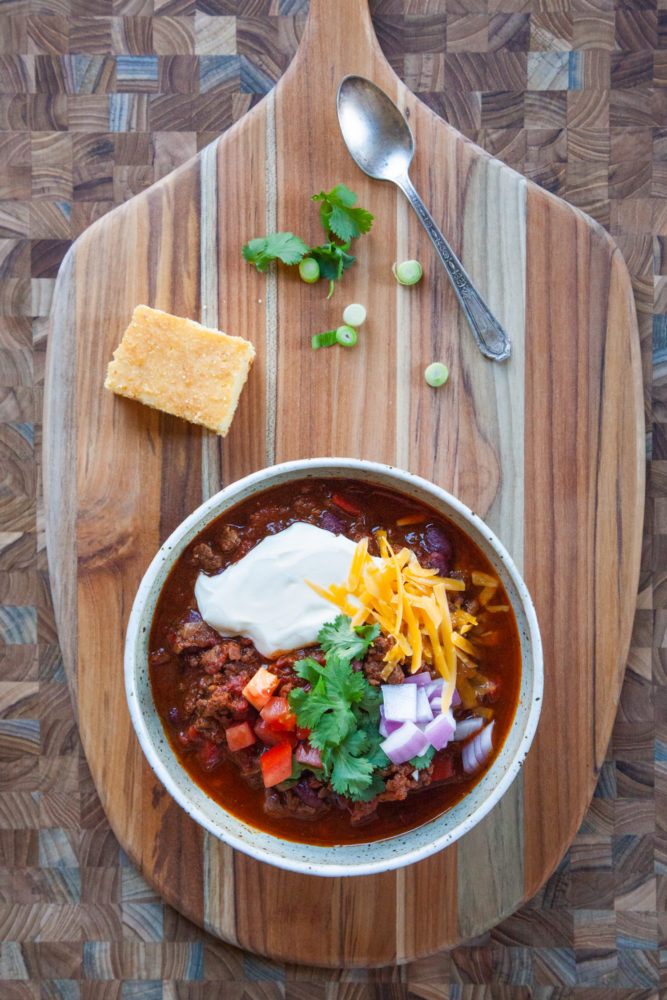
<box><xmin>336</xmin><ymin>75</ymin><xmax>511</xmax><ymax>362</ymax></box>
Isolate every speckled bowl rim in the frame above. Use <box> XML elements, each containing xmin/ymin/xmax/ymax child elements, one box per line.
<box><xmin>125</xmin><ymin>458</ymin><xmax>543</xmax><ymax>878</ymax></box>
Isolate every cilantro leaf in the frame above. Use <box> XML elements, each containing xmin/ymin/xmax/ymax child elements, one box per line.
<box><xmin>355</xmin><ymin>711</ymin><xmax>389</xmax><ymax>770</ymax></box>
<box><xmin>292</xmin><ymin>653</ymin><xmax>365</xmax><ymax>750</ymax></box>
<box><xmin>318</xmin><ymin>615</ymin><xmax>380</xmax><ymax>661</ymax></box>
<box><xmin>326</xmin><ymin>744</ymin><xmax>376</xmax><ymax>798</ymax></box>
<box><xmin>288</xmin><ymin>615</ymin><xmax>387</xmax><ymax>802</ymax></box>
<box><xmin>311</xmin><ymin>706</ymin><xmax>355</xmax><ymax>749</ymax></box>
<box><xmin>325</xmin><ymin>652</ymin><xmax>367</xmax><ymax>707</ymax></box>
<box><xmin>308</xmin><ymin>242</ymin><xmax>355</xmax><ymax>278</ymax></box>
<box><xmin>410</xmin><ymin>745</ymin><xmax>436</xmax><ymax>770</ymax></box>
<box><xmin>292</xmin><ymin>656</ymin><xmax>327</xmax><ymax>685</ymax></box>
<box><xmin>354</xmin><ymin>682</ymin><xmax>383</xmax><ymax>720</ymax></box>
<box><xmin>307</xmin><ymin>243</ymin><xmax>356</xmax><ymax>298</ymax></box>
<box><xmin>312</xmin><ymin>184</ymin><xmax>374</xmax><ymax>243</ymax></box>
<box><xmin>242</xmin><ymin>232</ymin><xmax>309</xmax><ymax>272</ymax></box>
<box><xmin>287</xmin><ymin>682</ymin><xmax>334</xmax><ymax>736</ymax></box>
<box><xmin>276</xmin><ymin>758</ymin><xmax>324</xmax><ymax>791</ymax></box>
<box><xmin>323</xmin><ymin>729</ymin><xmax>380</xmax><ymax>798</ymax></box>
<box><xmin>242</xmin><ymin>184</ymin><xmax>372</xmax><ymax>297</ymax></box>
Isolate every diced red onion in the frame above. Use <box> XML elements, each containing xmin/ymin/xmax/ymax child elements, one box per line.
<box><xmin>403</xmin><ymin>671</ymin><xmax>432</xmax><ymax>686</ymax></box>
<box><xmin>462</xmin><ymin>721</ymin><xmax>495</xmax><ymax>774</ymax></box>
<box><xmin>379</xmin><ymin>705</ymin><xmax>403</xmax><ymax>738</ymax></box>
<box><xmin>423</xmin><ymin>710</ymin><xmax>455</xmax><ymax>750</ymax></box>
<box><xmin>453</xmin><ymin>716</ymin><xmax>484</xmax><ymax>741</ymax></box>
<box><xmin>380</xmin><ymin>721</ymin><xmax>430</xmax><ymax>764</ymax></box>
<box><xmin>379</xmin><ymin>680</ymin><xmax>468</xmax><ymax>758</ymax></box>
<box><xmin>381</xmin><ymin>682</ymin><xmax>417</xmax><ymax>722</ymax></box>
<box><xmin>415</xmin><ymin>686</ymin><xmax>434</xmax><ymax>724</ymax></box>
<box><xmin>427</xmin><ymin>680</ymin><xmax>460</xmax><ymax>717</ymax></box>
<box><xmin>426</xmin><ymin>678</ymin><xmax>444</xmax><ymax>700</ymax></box>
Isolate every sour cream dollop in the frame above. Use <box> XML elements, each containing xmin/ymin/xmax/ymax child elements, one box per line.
<box><xmin>194</xmin><ymin>521</ymin><xmax>361</xmax><ymax>657</ymax></box>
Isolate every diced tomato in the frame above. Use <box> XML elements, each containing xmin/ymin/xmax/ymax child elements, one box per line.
<box><xmin>260</xmin><ymin>742</ymin><xmax>293</xmax><ymax>788</ymax></box>
<box><xmin>198</xmin><ymin>739</ymin><xmax>223</xmax><ymax>772</ymax></box>
<box><xmin>225</xmin><ymin>721</ymin><xmax>256</xmax><ymax>752</ymax></box>
<box><xmin>295</xmin><ymin>741</ymin><xmax>322</xmax><ymax>769</ymax></box>
<box><xmin>254</xmin><ymin>718</ymin><xmax>297</xmax><ymax>748</ymax></box>
<box><xmin>177</xmin><ymin>724</ymin><xmax>202</xmax><ymax>748</ymax></box>
<box><xmin>259</xmin><ymin>695</ymin><xmax>296</xmax><ymax>731</ymax></box>
<box><xmin>242</xmin><ymin>666</ymin><xmax>279</xmax><ymax>710</ymax></box>
<box><xmin>295</xmin><ymin>725</ymin><xmax>311</xmax><ymax>741</ymax></box>
<box><xmin>431</xmin><ymin>755</ymin><xmax>455</xmax><ymax>782</ymax></box>
<box><xmin>331</xmin><ymin>492</ymin><xmax>361</xmax><ymax>515</ymax></box>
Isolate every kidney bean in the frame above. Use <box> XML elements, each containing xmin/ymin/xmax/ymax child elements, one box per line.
<box><xmin>321</xmin><ymin>510</ymin><xmax>347</xmax><ymax>535</ymax></box>
<box><xmin>424</xmin><ymin>525</ymin><xmax>454</xmax><ymax>574</ymax></box>
<box><xmin>294</xmin><ymin>779</ymin><xmax>324</xmax><ymax>808</ymax></box>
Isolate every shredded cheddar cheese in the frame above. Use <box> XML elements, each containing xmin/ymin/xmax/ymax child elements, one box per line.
<box><xmin>309</xmin><ymin>536</ymin><xmax>471</xmax><ymax>708</ymax></box>
<box><xmin>307</xmin><ymin>535</ymin><xmax>504</xmax><ymax>716</ymax></box>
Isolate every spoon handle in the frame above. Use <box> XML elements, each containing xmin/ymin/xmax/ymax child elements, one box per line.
<box><xmin>397</xmin><ymin>175</ymin><xmax>511</xmax><ymax>362</ymax></box>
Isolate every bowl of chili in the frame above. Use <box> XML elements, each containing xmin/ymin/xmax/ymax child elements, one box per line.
<box><xmin>125</xmin><ymin>458</ymin><xmax>543</xmax><ymax>877</ymax></box>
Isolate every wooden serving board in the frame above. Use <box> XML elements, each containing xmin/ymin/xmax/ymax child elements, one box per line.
<box><xmin>43</xmin><ymin>0</ymin><xmax>644</xmax><ymax>968</ymax></box>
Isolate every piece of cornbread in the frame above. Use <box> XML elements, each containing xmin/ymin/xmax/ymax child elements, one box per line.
<box><xmin>105</xmin><ymin>305</ymin><xmax>255</xmax><ymax>436</ymax></box>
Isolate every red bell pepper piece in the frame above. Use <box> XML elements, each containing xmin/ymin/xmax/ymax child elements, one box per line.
<box><xmin>331</xmin><ymin>492</ymin><xmax>361</xmax><ymax>515</ymax></box>
<box><xmin>260</xmin><ymin>742</ymin><xmax>293</xmax><ymax>787</ymax></box>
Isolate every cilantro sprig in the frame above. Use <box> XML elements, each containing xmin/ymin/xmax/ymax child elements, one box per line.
<box><xmin>287</xmin><ymin>615</ymin><xmax>389</xmax><ymax>802</ymax></box>
<box><xmin>241</xmin><ymin>232</ymin><xmax>309</xmax><ymax>272</ymax></box>
<box><xmin>242</xmin><ymin>185</ymin><xmax>373</xmax><ymax>297</ymax></box>
<box><xmin>312</xmin><ymin>184</ymin><xmax>374</xmax><ymax>243</ymax></box>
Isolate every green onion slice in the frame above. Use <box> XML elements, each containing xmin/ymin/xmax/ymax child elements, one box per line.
<box><xmin>425</xmin><ymin>362</ymin><xmax>449</xmax><ymax>387</ymax></box>
<box><xmin>299</xmin><ymin>257</ymin><xmax>320</xmax><ymax>283</ymax></box>
<box><xmin>342</xmin><ymin>303</ymin><xmax>367</xmax><ymax>327</ymax></box>
<box><xmin>311</xmin><ymin>330</ymin><xmax>338</xmax><ymax>349</ymax></box>
<box><xmin>393</xmin><ymin>260</ymin><xmax>423</xmax><ymax>285</ymax></box>
<box><xmin>335</xmin><ymin>325</ymin><xmax>357</xmax><ymax>347</ymax></box>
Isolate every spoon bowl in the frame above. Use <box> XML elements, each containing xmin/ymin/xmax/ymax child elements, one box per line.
<box><xmin>336</xmin><ymin>75</ymin><xmax>511</xmax><ymax>362</ymax></box>
<box><xmin>337</xmin><ymin>74</ymin><xmax>414</xmax><ymax>181</ymax></box>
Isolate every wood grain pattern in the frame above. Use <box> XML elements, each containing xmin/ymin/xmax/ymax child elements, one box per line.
<box><xmin>37</xmin><ymin>0</ymin><xmax>642</xmax><ymax>966</ymax></box>
<box><xmin>0</xmin><ymin>0</ymin><xmax>648</xmax><ymax>984</ymax></box>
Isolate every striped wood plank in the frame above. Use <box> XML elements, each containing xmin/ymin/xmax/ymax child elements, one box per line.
<box><xmin>43</xmin><ymin>0</ymin><xmax>644</xmax><ymax>967</ymax></box>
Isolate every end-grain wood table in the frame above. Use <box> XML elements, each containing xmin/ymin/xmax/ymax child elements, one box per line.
<box><xmin>2</xmin><ymin>0</ymin><xmax>664</xmax><ymax>988</ymax></box>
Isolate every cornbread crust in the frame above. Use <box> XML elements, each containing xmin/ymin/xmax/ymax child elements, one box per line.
<box><xmin>104</xmin><ymin>305</ymin><xmax>256</xmax><ymax>436</ymax></box>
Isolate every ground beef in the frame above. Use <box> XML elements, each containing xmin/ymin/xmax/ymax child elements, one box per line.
<box><xmin>185</xmin><ymin>638</ymin><xmax>262</xmax><ymax>675</ymax></box>
<box><xmin>380</xmin><ymin>762</ymin><xmax>434</xmax><ymax>802</ymax></box>
<box><xmin>362</xmin><ymin>635</ymin><xmax>404</xmax><ymax>685</ymax></box>
<box><xmin>183</xmin><ymin>664</ymin><xmax>255</xmax><ymax>728</ymax></box>
<box><xmin>346</xmin><ymin>762</ymin><xmax>435</xmax><ymax>824</ymax></box>
<box><xmin>264</xmin><ymin>787</ymin><xmax>328</xmax><ymax>820</ymax></box>
<box><xmin>192</xmin><ymin>542</ymin><xmax>223</xmax><ymax>574</ymax></box>
<box><xmin>149</xmin><ymin>648</ymin><xmax>170</xmax><ymax>666</ymax></box>
<box><xmin>218</xmin><ymin>525</ymin><xmax>240</xmax><ymax>552</ymax></box>
<box><xmin>269</xmin><ymin>649</ymin><xmax>323</xmax><ymax>698</ymax></box>
<box><xmin>232</xmin><ymin>745</ymin><xmax>263</xmax><ymax>784</ymax></box>
<box><xmin>167</xmin><ymin>612</ymin><xmax>221</xmax><ymax>654</ymax></box>
<box><xmin>348</xmin><ymin>797</ymin><xmax>380</xmax><ymax>825</ymax></box>
<box><xmin>161</xmin><ymin>607</ymin><xmax>438</xmax><ymax>828</ymax></box>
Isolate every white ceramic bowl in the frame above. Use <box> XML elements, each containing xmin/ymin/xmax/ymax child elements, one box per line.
<box><xmin>125</xmin><ymin>458</ymin><xmax>543</xmax><ymax>877</ymax></box>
